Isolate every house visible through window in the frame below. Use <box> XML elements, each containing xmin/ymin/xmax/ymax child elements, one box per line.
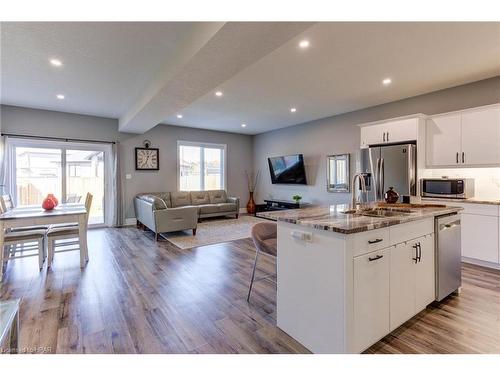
<box><xmin>178</xmin><ymin>141</ymin><xmax>226</xmax><ymax>191</ymax></box>
<box><xmin>10</xmin><ymin>139</ymin><xmax>108</xmax><ymax>225</ymax></box>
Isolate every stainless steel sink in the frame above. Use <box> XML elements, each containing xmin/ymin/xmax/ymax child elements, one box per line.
<box><xmin>342</xmin><ymin>207</ymin><xmax>412</xmax><ymax>217</ymax></box>
<box><xmin>360</xmin><ymin>208</ymin><xmax>411</xmax><ymax>218</ymax></box>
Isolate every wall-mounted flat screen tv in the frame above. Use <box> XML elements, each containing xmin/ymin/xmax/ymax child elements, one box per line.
<box><xmin>268</xmin><ymin>154</ymin><xmax>307</xmax><ymax>185</ymax></box>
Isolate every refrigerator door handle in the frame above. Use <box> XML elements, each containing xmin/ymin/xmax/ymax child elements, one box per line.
<box><xmin>375</xmin><ymin>157</ymin><xmax>381</xmax><ymax>200</ymax></box>
<box><xmin>408</xmin><ymin>145</ymin><xmax>416</xmax><ymax>195</ymax></box>
<box><xmin>380</xmin><ymin>158</ymin><xmax>385</xmax><ymax>200</ymax></box>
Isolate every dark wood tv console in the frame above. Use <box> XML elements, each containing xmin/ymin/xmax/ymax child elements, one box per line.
<box><xmin>255</xmin><ymin>199</ymin><xmax>310</xmax><ymax>216</ymax></box>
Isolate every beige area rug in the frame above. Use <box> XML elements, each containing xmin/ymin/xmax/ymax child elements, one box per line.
<box><xmin>162</xmin><ymin>215</ymin><xmax>268</xmax><ymax>249</ymax></box>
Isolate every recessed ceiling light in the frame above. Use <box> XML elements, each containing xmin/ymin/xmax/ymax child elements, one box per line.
<box><xmin>299</xmin><ymin>40</ymin><xmax>310</xmax><ymax>49</ymax></box>
<box><xmin>215</xmin><ymin>91</ymin><xmax>223</xmax><ymax>97</ymax></box>
<box><xmin>56</xmin><ymin>94</ymin><xmax>65</xmax><ymax>100</ymax></box>
<box><xmin>241</xmin><ymin>123</ymin><xmax>247</xmax><ymax>128</ymax></box>
<box><xmin>50</xmin><ymin>58</ymin><xmax>63</xmax><ymax>67</ymax></box>
<box><xmin>176</xmin><ymin>114</ymin><xmax>183</xmax><ymax>119</ymax></box>
<box><xmin>290</xmin><ymin>107</ymin><xmax>297</xmax><ymax>113</ymax></box>
<box><xmin>382</xmin><ymin>78</ymin><xmax>392</xmax><ymax>85</ymax></box>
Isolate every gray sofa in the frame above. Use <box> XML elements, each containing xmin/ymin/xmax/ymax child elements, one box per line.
<box><xmin>134</xmin><ymin>190</ymin><xmax>240</xmax><ymax>240</ymax></box>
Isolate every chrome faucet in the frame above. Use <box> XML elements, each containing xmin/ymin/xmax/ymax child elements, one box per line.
<box><xmin>351</xmin><ymin>173</ymin><xmax>367</xmax><ymax>210</ymax></box>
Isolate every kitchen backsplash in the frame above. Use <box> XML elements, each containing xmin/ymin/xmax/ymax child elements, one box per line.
<box><xmin>421</xmin><ymin>168</ymin><xmax>500</xmax><ymax>200</ymax></box>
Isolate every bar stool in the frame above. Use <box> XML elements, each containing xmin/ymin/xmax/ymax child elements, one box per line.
<box><xmin>247</xmin><ymin>222</ymin><xmax>277</xmax><ymax>302</ymax></box>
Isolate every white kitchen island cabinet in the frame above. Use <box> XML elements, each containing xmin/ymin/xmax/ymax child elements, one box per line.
<box><xmin>263</xmin><ymin>204</ymin><xmax>462</xmax><ymax>354</ymax></box>
<box><xmin>352</xmin><ymin>247</ymin><xmax>391</xmax><ymax>353</ymax></box>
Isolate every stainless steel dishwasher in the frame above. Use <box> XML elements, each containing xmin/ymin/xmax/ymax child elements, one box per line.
<box><xmin>435</xmin><ymin>213</ymin><xmax>462</xmax><ymax>301</ymax></box>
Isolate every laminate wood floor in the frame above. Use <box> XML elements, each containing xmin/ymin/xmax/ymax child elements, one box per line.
<box><xmin>1</xmin><ymin>226</ymin><xmax>499</xmax><ymax>354</ymax></box>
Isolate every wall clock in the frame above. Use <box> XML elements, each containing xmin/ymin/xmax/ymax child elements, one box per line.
<box><xmin>135</xmin><ymin>142</ymin><xmax>159</xmax><ymax>170</ymax></box>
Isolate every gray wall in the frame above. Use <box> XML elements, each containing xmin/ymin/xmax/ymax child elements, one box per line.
<box><xmin>0</xmin><ymin>105</ymin><xmax>253</xmax><ymax>220</ymax></box>
<box><xmin>253</xmin><ymin>76</ymin><xmax>500</xmax><ymax>205</ymax></box>
<box><xmin>2</xmin><ymin>76</ymin><xmax>499</xmax><ymax>219</ymax></box>
<box><xmin>120</xmin><ymin>125</ymin><xmax>253</xmax><ymax>219</ymax></box>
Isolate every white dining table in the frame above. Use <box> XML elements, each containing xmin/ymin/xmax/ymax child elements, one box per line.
<box><xmin>0</xmin><ymin>204</ymin><xmax>88</xmax><ymax>278</ymax></box>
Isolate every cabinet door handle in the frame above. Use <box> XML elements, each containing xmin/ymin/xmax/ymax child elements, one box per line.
<box><xmin>368</xmin><ymin>254</ymin><xmax>383</xmax><ymax>262</ymax></box>
<box><xmin>412</xmin><ymin>244</ymin><xmax>418</xmax><ymax>264</ymax></box>
<box><xmin>417</xmin><ymin>242</ymin><xmax>422</xmax><ymax>262</ymax></box>
<box><xmin>456</xmin><ymin>152</ymin><xmax>459</xmax><ymax>163</ymax></box>
<box><xmin>462</xmin><ymin>152</ymin><xmax>465</xmax><ymax>163</ymax></box>
<box><xmin>368</xmin><ymin>238</ymin><xmax>383</xmax><ymax>244</ymax></box>
<box><xmin>383</xmin><ymin>132</ymin><xmax>386</xmax><ymax>142</ymax></box>
<box><xmin>387</xmin><ymin>132</ymin><xmax>389</xmax><ymax>142</ymax></box>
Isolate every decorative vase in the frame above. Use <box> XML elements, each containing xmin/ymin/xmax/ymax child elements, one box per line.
<box><xmin>46</xmin><ymin>193</ymin><xmax>58</xmax><ymax>206</ymax></box>
<box><xmin>384</xmin><ymin>187</ymin><xmax>400</xmax><ymax>204</ymax></box>
<box><xmin>42</xmin><ymin>197</ymin><xmax>56</xmax><ymax>210</ymax></box>
<box><xmin>246</xmin><ymin>192</ymin><xmax>256</xmax><ymax>215</ymax></box>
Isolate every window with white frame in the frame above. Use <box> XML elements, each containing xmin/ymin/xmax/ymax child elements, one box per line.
<box><xmin>7</xmin><ymin>137</ymin><xmax>110</xmax><ymax>225</ymax></box>
<box><xmin>177</xmin><ymin>141</ymin><xmax>226</xmax><ymax>191</ymax></box>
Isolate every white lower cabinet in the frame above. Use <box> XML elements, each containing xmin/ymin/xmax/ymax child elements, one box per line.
<box><xmin>353</xmin><ymin>247</ymin><xmax>390</xmax><ymax>353</ymax></box>
<box><xmin>415</xmin><ymin>234</ymin><xmax>436</xmax><ymax>311</ymax></box>
<box><xmin>390</xmin><ymin>242</ymin><xmax>417</xmax><ymax>330</ymax></box>
<box><xmin>461</xmin><ymin>213</ymin><xmax>499</xmax><ymax>264</ymax></box>
<box><xmin>389</xmin><ymin>234</ymin><xmax>434</xmax><ymax>331</ymax></box>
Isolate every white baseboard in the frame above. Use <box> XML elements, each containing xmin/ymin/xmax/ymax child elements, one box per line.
<box><xmin>462</xmin><ymin>256</ymin><xmax>500</xmax><ymax>270</ymax></box>
<box><xmin>239</xmin><ymin>208</ymin><xmax>247</xmax><ymax>214</ymax></box>
<box><xmin>124</xmin><ymin>217</ymin><xmax>137</xmax><ymax>226</ymax></box>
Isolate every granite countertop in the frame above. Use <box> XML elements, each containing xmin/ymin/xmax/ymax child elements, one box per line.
<box><xmin>421</xmin><ymin>197</ymin><xmax>500</xmax><ymax>205</ymax></box>
<box><xmin>257</xmin><ymin>203</ymin><xmax>463</xmax><ymax>234</ymax></box>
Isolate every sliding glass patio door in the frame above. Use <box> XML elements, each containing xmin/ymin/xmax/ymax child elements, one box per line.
<box><xmin>11</xmin><ymin>139</ymin><xmax>108</xmax><ymax>225</ymax></box>
<box><xmin>15</xmin><ymin>146</ymin><xmax>63</xmax><ymax>206</ymax></box>
<box><xmin>65</xmin><ymin>149</ymin><xmax>105</xmax><ymax>225</ymax></box>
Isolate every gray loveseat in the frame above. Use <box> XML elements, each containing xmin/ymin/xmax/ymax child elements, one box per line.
<box><xmin>134</xmin><ymin>190</ymin><xmax>240</xmax><ymax>240</ymax></box>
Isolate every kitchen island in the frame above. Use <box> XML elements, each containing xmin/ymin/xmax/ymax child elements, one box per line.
<box><xmin>258</xmin><ymin>203</ymin><xmax>462</xmax><ymax>353</ymax></box>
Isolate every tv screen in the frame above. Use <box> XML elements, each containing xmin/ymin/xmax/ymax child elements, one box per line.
<box><xmin>268</xmin><ymin>154</ymin><xmax>307</xmax><ymax>185</ymax></box>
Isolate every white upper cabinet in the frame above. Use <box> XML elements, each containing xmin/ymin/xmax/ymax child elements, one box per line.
<box><xmin>461</xmin><ymin>106</ymin><xmax>500</xmax><ymax>165</ymax></box>
<box><xmin>360</xmin><ymin>117</ymin><xmax>419</xmax><ymax>148</ymax></box>
<box><xmin>426</xmin><ymin>104</ymin><xmax>500</xmax><ymax>167</ymax></box>
<box><xmin>426</xmin><ymin>113</ymin><xmax>462</xmax><ymax>166</ymax></box>
<box><xmin>360</xmin><ymin>123</ymin><xmax>385</xmax><ymax>148</ymax></box>
<box><xmin>384</xmin><ymin>118</ymin><xmax>418</xmax><ymax>143</ymax></box>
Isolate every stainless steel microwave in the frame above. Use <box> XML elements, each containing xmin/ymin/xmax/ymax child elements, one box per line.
<box><xmin>420</xmin><ymin>178</ymin><xmax>475</xmax><ymax>199</ymax></box>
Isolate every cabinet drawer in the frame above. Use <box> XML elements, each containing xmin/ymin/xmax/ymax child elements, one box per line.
<box><xmin>350</xmin><ymin>228</ymin><xmax>390</xmax><ymax>257</ymax></box>
<box><xmin>390</xmin><ymin>218</ymin><xmax>434</xmax><ymax>246</ymax></box>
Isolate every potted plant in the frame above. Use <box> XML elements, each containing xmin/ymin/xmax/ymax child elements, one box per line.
<box><xmin>292</xmin><ymin>194</ymin><xmax>302</xmax><ymax>204</ymax></box>
<box><xmin>245</xmin><ymin>170</ymin><xmax>260</xmax><ymax>215</ymax></box>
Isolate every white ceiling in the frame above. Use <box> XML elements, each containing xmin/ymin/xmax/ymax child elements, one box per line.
<box><xmin>0</xmin><ymin>22</ymin><xmax>216</xmax><ymax>117</ymax></box>
<box><xmin>2</xmin><ymin>22</ymin><xmax>500</xmax><ymax>135</ymax></box>
<box><xmin>165</xmin><ymin>22</ymin><xmax>500</xmax><ymax>134</ymax></box>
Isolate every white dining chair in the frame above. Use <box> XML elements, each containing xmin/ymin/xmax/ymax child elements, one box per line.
<box><xmin>46</xmin><ymin>193</ymin><xmax>92</xmax><ymax>267</ymax></box>
<box><xmin>49</xmin><ymin>193</ymin><xmax>90</xmax><ymax>230</ymax></box>
<box><xmin>0</xmin><ymin>200</ymin><xmax>46</xmax><ymax>271</ymax></box>
<box><xmin>0</xmin><ymin>194</ymin><xmax>50</xmax><ymax>232</ymax></box>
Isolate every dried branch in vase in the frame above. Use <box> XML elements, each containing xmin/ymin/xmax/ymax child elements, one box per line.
<box><xmin>245</xmin><ymin>170</ymin><xmax>260</xmax><ymax>193</ymax></box>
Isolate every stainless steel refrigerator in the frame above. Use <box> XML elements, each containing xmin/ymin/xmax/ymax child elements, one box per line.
<box><xmin>360</xmin><ymin>143</ymin><xmax>416</xmax><ymax>202</ymax></box>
